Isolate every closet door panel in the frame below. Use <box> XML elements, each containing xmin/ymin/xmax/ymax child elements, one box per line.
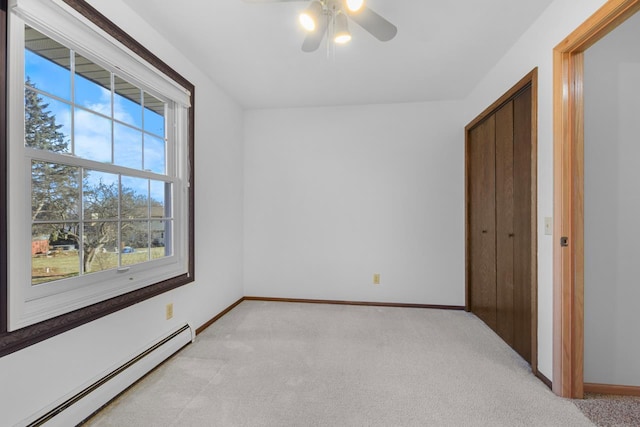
<box><xmin>469</xmin><ymin>116</ymin><xmax>497</xmax><ymax>329</ymax></box>
<box><xmin>513</xmin><ymin>87</ymin><xmax>533</xmax><ymax>362</ymax></box>
<box><xmin>495</xmin><ymin>101</ymin><xmax>515</xmax><ymax>347</ymax></box>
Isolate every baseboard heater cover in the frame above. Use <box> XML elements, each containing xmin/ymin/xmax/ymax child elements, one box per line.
<box><xmin>23</xmin><ymin>323</ymin><xmax>194</xmax><ymax>427</ymax></box>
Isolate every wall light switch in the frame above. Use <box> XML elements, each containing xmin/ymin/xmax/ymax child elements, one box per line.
<box><xmin>166</xmin><ymin>303</ymin><xmax>174</xmax><ymax>320</ymax></box>
<box><xmin>544</xmin><ymin>217</ymin><xmax>553</xmax><ymax>236</ymax></box>
<box><xmin>373</xmin><ymin>274</ymin><xmax>380</xmax><ymax>285</ymax></box>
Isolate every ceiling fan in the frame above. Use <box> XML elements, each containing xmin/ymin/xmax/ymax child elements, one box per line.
<box><xmin>244</xmin><ymin>0</ymin><xmax>397</xmax><ymax>52</ymax></box>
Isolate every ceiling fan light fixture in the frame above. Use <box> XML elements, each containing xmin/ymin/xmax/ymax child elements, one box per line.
<box><xmin>299</xmin><ymin>1</ymin><xmax>323</xmax><ymax>32</ymax></box>
<box><xmin>334</xmin><ymin>33</ymin><xmax>352</xmax><ymax>44</ymax></box>
<box><xmin>333</xmin><ymin>12</ymin><xmax>352</xmax><ymax>44</ymax></box>
<box><xmin>345</xmin><ymin>0</ymin><xmax>364</xmax><ymax>13</ymax></box>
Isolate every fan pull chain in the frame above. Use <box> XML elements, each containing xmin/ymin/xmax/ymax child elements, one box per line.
<box><xmin>326</xmin><ymin>10</ymin><xmax>336</xmax><ymax>60</ymax></box>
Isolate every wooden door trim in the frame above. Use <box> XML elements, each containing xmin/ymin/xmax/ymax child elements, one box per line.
<box><xmin>465</xmin><ymin>68</ymin><xmax>538</xmax><ymax>373</ymax></box>
<box><xmin>552</xmin><ymin>0</ymin><xmax>640</xmax><ymax>399</ymax></box>
<box><xmin>584</xmin><ymin>383</ymin><xmax>640</xmax><ymax>397</ymax></box>
<box><xmin>466</xmin><ymin>70</ymin><xmax>538</xmax><ymax>131</ymax></box>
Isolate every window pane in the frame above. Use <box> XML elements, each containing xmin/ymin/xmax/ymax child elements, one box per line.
<box><xmin>83</xmin><ymin>223</ymin><xmax>118</xmax><ymax>274</ymax></box>
<box><xmin>75</xmin><ymin>108</ymin><xmax>112</xmax><ymax>162</ymax></box>
<box><xmin>144</xmin><ymin>134</ymin><xmax>165</xmax><ymax>174</ymax></box>
<box><xmin>150</xmin><ymin>220</ymin><xmax>171</xmax><ymax>259</ymax></box>
<box><xmin>74</xmin><ymin>53</ymin><xmax>111</xmax><ymax>115</ymax></box>
<box><xmin>83</xmin><ymin>170</ymin><xmax>119</xmax><ymax>220</ymax></box>
<box><xmin>150</xmin><ymin>180</ymin><xmax>169</xmax><ymax>217</ymax></box>
<box><xmin>121</xmin><ymin>221</ymin><xmax>149</xmax><ymax>266</ymax></box>
<box><xmin>121</xmin><ymin>176</ymin><xmax>149</xmax><ymax>219</ymax></box>
<box><xmin>32</xmin><ymin>223</ymin><xmax>80</xmax><ymax>285</ymax></box>
<box><xmin>114</xmin><ymin>75</ymin><xmax>142</xmax><ymax>128</ymax></box>
<box><xmin>32</xmin><ymin>161</ymin><xmax>80</xmax><ymax>221</ymax></box>
<box><xmin>144</xmin><ymin>92</ymin><xmax>165</xmax><ymax>137</ymax></box>
<box><xmin>25</xmin><ymin>89</ymin><xmax>71</xmax><ymax>153</ymax></box>
<box><xmin>114</xmin><ymin>123</ymin><xmax>143</xmax><ymax>170</ymax></box>
<box><xmin>24</xmin><ymin>26</ymin><xmax>71</xmax><ymax>101</ymax></box>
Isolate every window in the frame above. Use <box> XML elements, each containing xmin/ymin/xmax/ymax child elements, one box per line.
<box><xmin>1</xmin><ymin>0</ymin><xmax>194</xmax><ymax>343</ymax></box>
<box><xmin>26</xmin><ymin>27</ymin><xmax>173</xmax><ymax>286</ymax></box>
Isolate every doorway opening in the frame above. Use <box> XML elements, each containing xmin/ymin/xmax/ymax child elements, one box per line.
<box><xmin>552</xmin><ymin>0</ymin><xmax>640</xmax><ymax>399</ymax></box>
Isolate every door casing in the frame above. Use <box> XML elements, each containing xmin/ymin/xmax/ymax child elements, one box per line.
<box><xmin>552</xmin><ymin>0</ymin><xmax>640</xmax><ymax>399</ymax></box>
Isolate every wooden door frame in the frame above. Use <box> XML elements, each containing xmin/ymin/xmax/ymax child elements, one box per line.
<box><xmin>552</xmin><ymin>0</ymin><xmax>640</xmax><ymax>399</ymax></box>
<box><xmin>465</xmin><ymin>68</ymin><xmax>539</xmax><ymax>374</ymax></box>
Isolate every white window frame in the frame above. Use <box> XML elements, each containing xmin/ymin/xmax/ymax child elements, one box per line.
<box><xmin>7</xmin><ymin>0</ymin><xmax>192</xmax><ymax>330</ymax></box>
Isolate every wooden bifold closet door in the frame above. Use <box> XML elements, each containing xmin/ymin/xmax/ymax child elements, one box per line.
<box><xmin>467</xmin><ymin>86</ymin><xmax>532</xmax><ymax>364</ymax></box>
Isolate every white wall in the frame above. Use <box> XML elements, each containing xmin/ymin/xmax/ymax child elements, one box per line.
<box><xmin>244</xmin><ymin>102</ymin><xmax>465</xmax><ymax>306</ymax></box>
<box><xmin>0</xmin><ymin>1</ymin><xmax>245</xmax><ymax>425</ymax></box>
<box><xmin>462</xmin><ymin>0</ymin><xmax>609</xmax><ymax>379</ymax></box>
<box><xmin>583</xmin><ymin>12</ymin><xmax>640</xmax><ymax>387</ymax></box>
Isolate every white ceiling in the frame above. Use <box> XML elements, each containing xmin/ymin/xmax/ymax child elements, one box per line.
<box><xmin>120</xmin><ymin>0</ymin><xmax>554</xmax><ymax>109</ymax></box>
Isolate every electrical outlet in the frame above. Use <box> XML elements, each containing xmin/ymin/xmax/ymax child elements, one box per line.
<box><xmin>165</xmin><ymin>303</ymin><xmax>173</xmax><ymax>320</ymax></box>
<box><xmin>373</xmin><ymin>274</ymin><xmax>380</xmax><ymax>285</ymax></box>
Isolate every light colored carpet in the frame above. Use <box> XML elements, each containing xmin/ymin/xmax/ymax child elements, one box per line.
<box><xmin>574</xmin><ymin>393</ymin><xmax>640</xmax><ymax>426</ymax></box>
<box><xmin>85</xmin><ymin>301</ymin><xmax>593</xmax><ymax>426</ymax></box>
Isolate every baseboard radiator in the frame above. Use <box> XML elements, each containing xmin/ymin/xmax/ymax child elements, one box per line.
<box><xmin>24</xmin><ymin>324</ymin><xmax>194</xmax><ymax>427</ymax></box>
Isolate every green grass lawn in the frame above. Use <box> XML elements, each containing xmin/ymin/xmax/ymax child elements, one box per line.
<box><xmin>32</xmin><ymin>247</ymin><xmax>167</xmax><ymax>285</ymax></box>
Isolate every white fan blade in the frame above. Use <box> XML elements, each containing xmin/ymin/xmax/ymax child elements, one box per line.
<box><xmin>301</xmin><ymin>18</ymin><xmax>327</xmax><ymax>52</ymax></box>
<box><xmin>347</xmin><ymin>7</ymin><xmax>397</xmax><ymax>42</ymax></box>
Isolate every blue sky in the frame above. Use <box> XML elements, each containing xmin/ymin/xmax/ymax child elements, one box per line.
<box><xmin>25</xmin><ymin>48</ymin><xmax>168</xmax><ymax>204</ymax></box>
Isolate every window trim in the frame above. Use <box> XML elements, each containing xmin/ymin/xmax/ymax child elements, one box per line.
<box><xmin>0</xmin><ymin>0</ymin><xmax>195</xmax><ymax>357</ymax></box>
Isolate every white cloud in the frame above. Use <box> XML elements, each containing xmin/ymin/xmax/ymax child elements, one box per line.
<box><xmin>74</xmin><ymin>108</ymin><xmax>111</xmax><ymax>163</ymax></box>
